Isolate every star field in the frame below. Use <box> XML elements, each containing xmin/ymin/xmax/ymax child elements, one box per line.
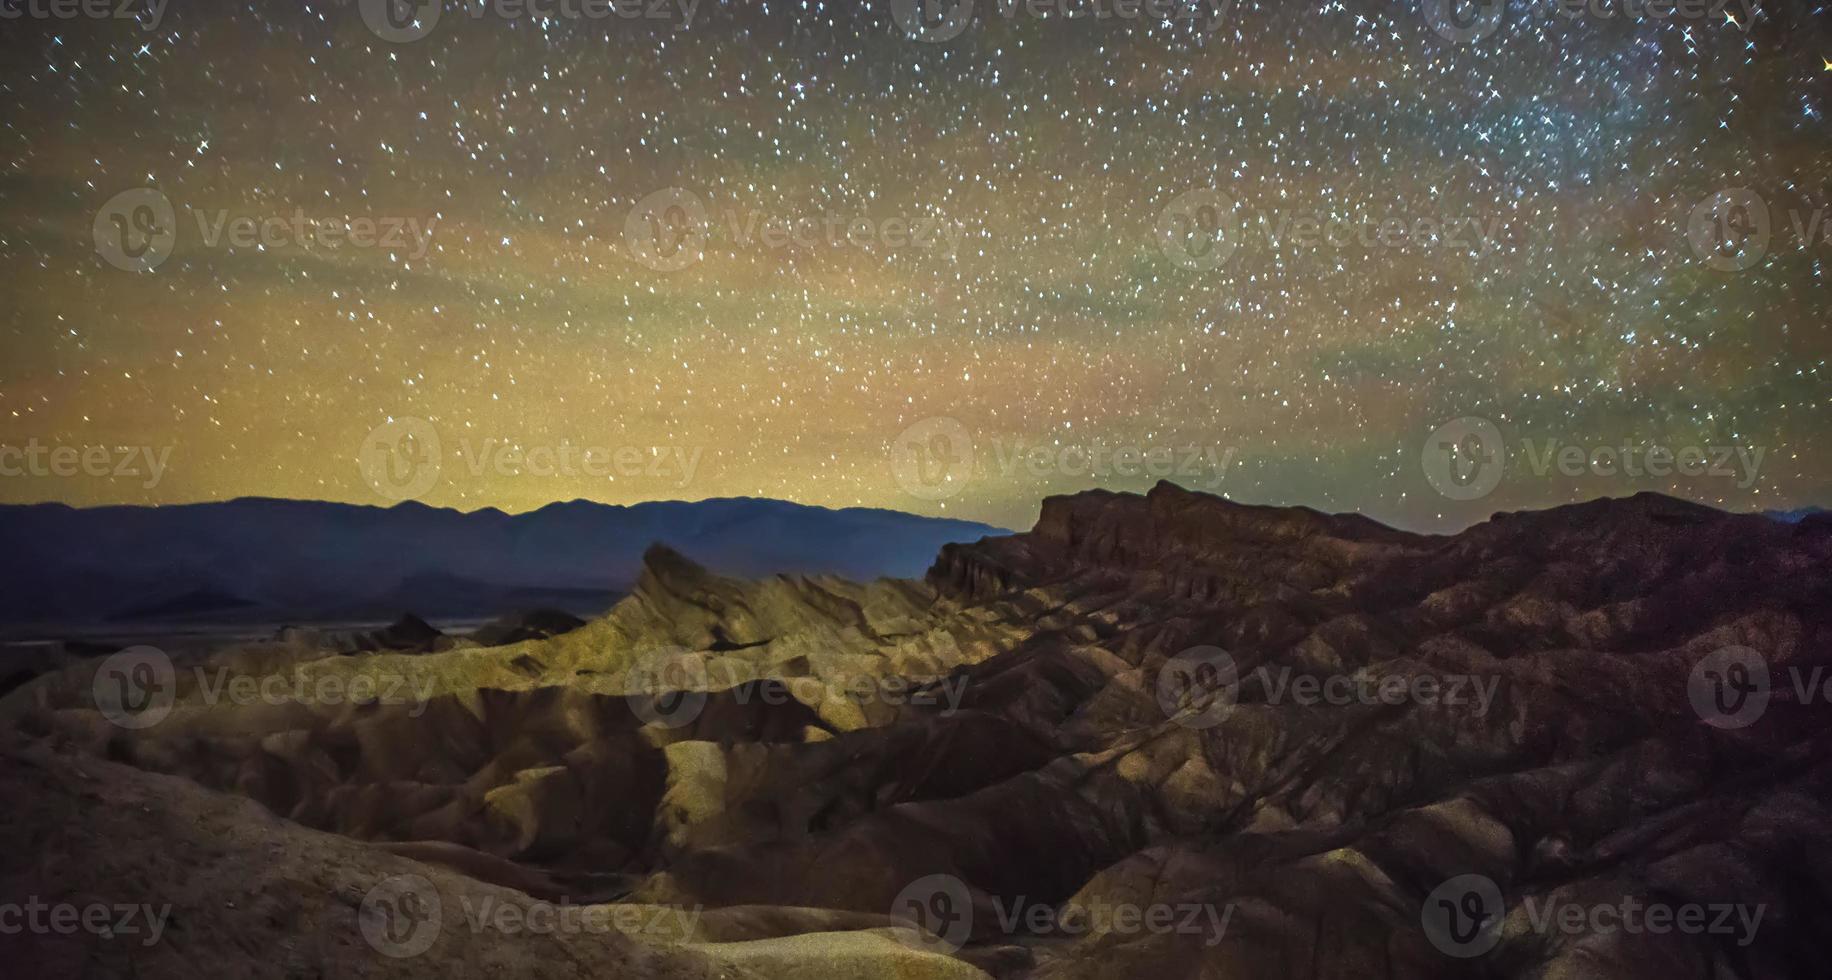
<box><xmin>0</xmin><ymin>0</ymin><xmax>1827</xmax><ymax>531</ymax></box>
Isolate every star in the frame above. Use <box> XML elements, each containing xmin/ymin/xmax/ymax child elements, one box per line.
<box><xmin>0</xmin><ymin>0</ymin><xmax>1816</xmax><ymax>533</ymax></box>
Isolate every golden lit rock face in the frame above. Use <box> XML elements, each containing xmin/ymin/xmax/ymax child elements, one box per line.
<box><xmin>10</xmin><ymin>486</ymin><xmax>1832</xmax><ymax>977</ymax></box>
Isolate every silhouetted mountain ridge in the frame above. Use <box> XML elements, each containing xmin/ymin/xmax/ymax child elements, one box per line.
<box><xmin>0</xmin><ymin>495</ymin><xmax>1004</xmax><ymax>626</ymax></box>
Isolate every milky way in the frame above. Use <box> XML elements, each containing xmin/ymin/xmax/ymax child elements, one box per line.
<box><xmin>0</xmin><ymin>0</ymin><xmax>1826</xmax><ymax>531</ymax></box>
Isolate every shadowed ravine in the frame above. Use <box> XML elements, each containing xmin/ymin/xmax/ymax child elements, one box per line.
<box><xmin>5</xmin><ymin>482</ymin><xmax>1831</xmax><ymax>978</ymax></box>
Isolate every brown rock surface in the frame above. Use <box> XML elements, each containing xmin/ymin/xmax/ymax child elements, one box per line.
<box><xmin>7</xmin><ymin>484</ymin><xmax>1832</xmax><ymax>978</ymax></box>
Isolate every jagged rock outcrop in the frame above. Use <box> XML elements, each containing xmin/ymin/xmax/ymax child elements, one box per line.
<box><xmin>8</xmin><ymin>483</ymin><xmax>1832</xmax><ymax>978</ymax></box>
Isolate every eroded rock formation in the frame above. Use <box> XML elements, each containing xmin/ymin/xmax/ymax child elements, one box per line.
<box><xmin>8</xmin><ymin>483</ymin><xmax>1832</xmax><ymax>978</ymax></box>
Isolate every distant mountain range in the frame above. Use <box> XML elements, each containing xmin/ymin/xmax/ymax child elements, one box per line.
<box><xmin>0</xmin><ymin>497</ymin><xmax>1005</xmax><ymax>628</ymax></box>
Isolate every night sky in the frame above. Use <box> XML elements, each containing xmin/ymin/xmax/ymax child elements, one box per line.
<box><xmin>0</xmin><ymin>0</ymin><xmax>1826</xmax><ymax>532</ymax></box>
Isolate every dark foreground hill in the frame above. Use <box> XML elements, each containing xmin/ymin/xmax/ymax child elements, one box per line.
<box><xmin>6</xmin><ymin>483</ymin><xmax>1832</xmax><ymax>978</ymax></box>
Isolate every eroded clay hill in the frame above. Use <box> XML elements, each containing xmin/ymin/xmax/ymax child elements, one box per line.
<box><xmin>8</xmin><ymin>483</ymin><xmax>1832</xmax><ymax>979</ymax></box>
